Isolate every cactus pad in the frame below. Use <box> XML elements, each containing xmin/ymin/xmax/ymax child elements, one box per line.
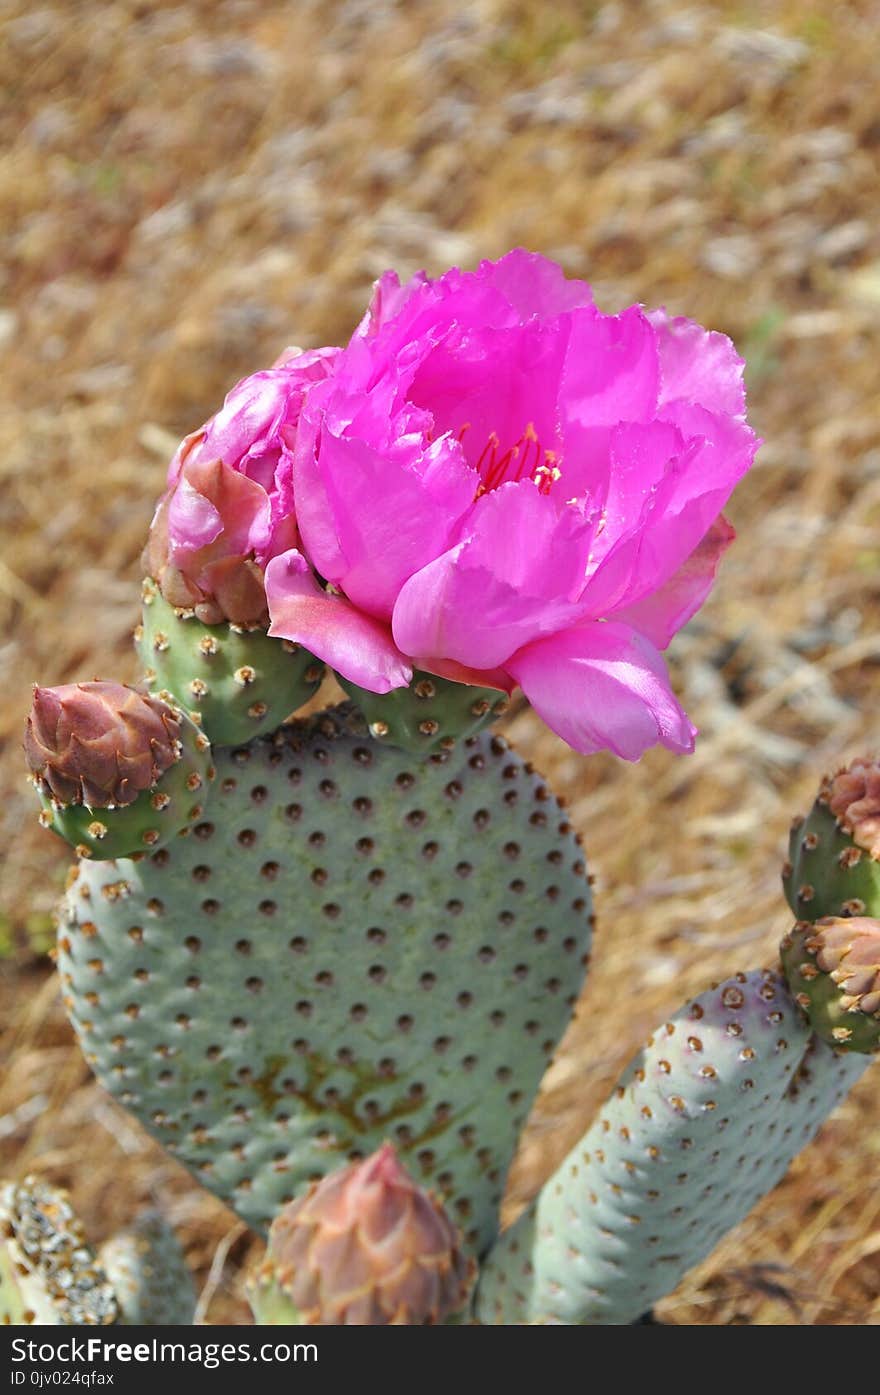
<box><xmin>57</xmin><ymin>705</ymin><xmax>593</xmax><ymax>1253</ymax></box>
<box><xmin>476</xmin><ymin>970</ymin><xmax>871</xmax><ymax>1324</ymax></box>
<box><xmin>137</xmin><ymin>583</ymin><xmax>324</xmax><ymax>747</ymax></box>
<box><xmin>0</xmin><ymin>1178</ymin><xmax>118</xmax><ymax>1325</ymax></box>
<box><xmin>98</xmin><ymin>1210</ymin><xmax>196</xmax><ymax>1325</ymax></box>
<box><xmin>337</xmin><ymin>672</ymin><xmax>511</xmax><ymax>756</ymax></box>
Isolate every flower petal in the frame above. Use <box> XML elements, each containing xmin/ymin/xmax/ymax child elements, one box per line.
<box><xmin>508</xmin><ymin>621</ymin><xmax>696</xmax><ymax>760</ymax></box>
<box><xmin>392</xmin><ymin>483</ymin><xmax>593</xmax><ymax>669</ymax></box>
<box><xmin>582</xmin><ymin>409</ymin><xmax>757</xmax><ymax>618</ymax></box>
<box><xmin>473</xmin><ymin>248</ymin><xmax>594</xmax><ymax>318</ymax></box>
<box><xmin>166</xmin><ymin>457</ymin><xmax>272</xmax><ymax>564</ymax></box>
<box><xmin>358</xmin><ymin>250</ymin><xmax>592</xmax><ymax>345</ymax></box>
<box><xmin>648</xmin><ymin>310</ymin><xmax>746</xmax><ymax>415</ymax></box>
<box><xmin>265</xmin><ymin>550</ymin><xmax>411</xmax><ymax>693</ymax></box>
<box><xmin>415</xmin><ymin>654</ymin><xmax>516</xmax><ymax>694</ymax></box>
<box><xmin>356</xmin><ymin>269</ymin><xmax>428</xmax><ymax>339</ymax></box>
<box><xmin>562</xmin><ymin>304</ymin><xmax>660</xmax><ymax>428</ymax></box>
<box><xmin>407</xmin><ymin>319</ymin><xmax>569</xmax><ymax>477</ymax></box>
<box><xmin>294</xmin><ymin>404</ymin><xmax>476</xmax><ymax>620</ymax></box>
<box><xmin>555</xmin><ymin>305</ymin><xmax>662</xmax><ymax>501</ymax></box>
<box><xmin>196</xmin><ymin>350</ymin><xmax>341</xmax><ymax>490</ymax></box>
<box><xmin>615</xmin><ymin>516</ymin><xmax>736</xmax><ymax>649</ymax></box>
<box><xmin>645</xmin><ymin>401</ymin><xmax>758</xmax><ymax>580</ymax></box>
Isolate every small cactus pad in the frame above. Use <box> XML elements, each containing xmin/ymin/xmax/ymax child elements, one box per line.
<box><xmin>57</xmin><ymin>705</ymin><xmax>593</xmax><ymax>1253</ymax></box>
<box><xmin>137</xmin><ymin>582</ymin><xmax>324</xmax><ymax>747</ymax></box>
<box><xmin>247</xmin><ymin>1144</ymin><xmax>475</xmax><ymax>1324</ymax></box>
<box><xmin>337</xmin><ymin>672</ymin><xmax>511</xmax><ymax>756</ymax></box>
<box><xmin>27</xmin><ymin>690</ymin><xmax>214</xmax><ymax>861</ymax></box>
<box><xmin>0</xmin><ymin>1178</ymin><xmax>118</xmax><ymax>1325</ymax></box>
<box><xmin>783</xmin><ymin>758</ymin><xmax>880</xmax><ymax>922</ymax></box>
<box><xmin>98</xmin><ymin>1211</ymin><xmax>196</xmax><ymax>1325</ymax></box>
<box><xmin>476</xmin><ymin>970</ymin><xmax>871</xmax><ymax>1324</ymax></box>
<box><xmin>781</xmin><ymin>918</ymin><xmax>880</xmax><ymax>1053</ymax></box>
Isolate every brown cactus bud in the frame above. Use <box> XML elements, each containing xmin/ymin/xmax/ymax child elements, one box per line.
<box><xmin>252</xmin><ymin>1144</ymin><xmax>475</xmax><ymax>1324</ymax></box>
<box><xmin>824</xmin><ymin>757</ymin><xmax>880</xmax><ymax>859</ymax></box>
<box><xmin>24</xmin><ymin>681</ymin><xmax>182</xmax><ymax>808</ymax></box>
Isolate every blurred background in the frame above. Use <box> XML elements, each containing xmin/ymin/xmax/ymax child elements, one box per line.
<box><xmin>1</xmin><ymin>0</ymin><xmax>879</xmax><ymax>1323</ymax></box>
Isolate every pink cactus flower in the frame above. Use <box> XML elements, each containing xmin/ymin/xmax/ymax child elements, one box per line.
<box><xmin>264</xmin><ymin>251</ymin><xmax>759</xmax><ymax>759</ymax></box>
<box><xmin>145</xmin><ymin>346</ymin><xmax>339</xmax><ymax>625</ymax></box>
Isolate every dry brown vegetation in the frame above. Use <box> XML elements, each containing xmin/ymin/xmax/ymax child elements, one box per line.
<box><xmin>1</xmin><ymin>0</ymin><xmax>879</xmax><ymax>1324</ymax></box>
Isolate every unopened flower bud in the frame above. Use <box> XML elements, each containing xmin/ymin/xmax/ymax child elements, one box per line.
<box><xmin>24</xmin><ymin>681</ymin><xmax>181</xmax><ymax>808</ymax></box>
<box><xmin>247</xmin><ymin>1144</ymin><xmax>475</xmax><ymax>1324</ymax></box>
<box><xmin>25</xmin><ymin>682</ymin><xmax>213</xmax><ymax>859</ymax></box>
<box><xmin>781</xmin><ymin>915</ymin><xmax>880</xmax><ymax>1052</ymax></box>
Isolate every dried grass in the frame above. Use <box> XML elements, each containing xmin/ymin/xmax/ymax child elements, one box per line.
<box><xmin>1</xmin><ymin>0</ymin><xmax>878</xmax><ymax>1324</ymax></box>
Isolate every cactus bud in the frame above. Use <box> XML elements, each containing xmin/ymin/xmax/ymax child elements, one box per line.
<box><xmin>25</xmin><ymin>682</ymin><xmax>181</xmax><ymax>808</ymax></box>
<box><xmin>25</xmin><ymin>682</ymin><xmax>214</xmax><ymax>859</ymax></box>
<box><xmin>781</xmin><ymin>916</ymin><xmax>880</xmax><ymax>1052</ymax></box>
<box><xmin>144</xmin><ymin>473</ymin><xmax>270</xmax><ymax>628</ymax></box>
<box><xmin>247</xmin><ymin>1144</ymin><xmax>475</xmax><ymax>1325</ymax></box>
<box><xmin>783</xmin><ymin>756</ymin><xmax>880</xmax><ymax>921</ymax></box>
<box><xmin>826</xmin><ymin>758</ymin><xmax>880</xmax><ymax>858</ymax></box>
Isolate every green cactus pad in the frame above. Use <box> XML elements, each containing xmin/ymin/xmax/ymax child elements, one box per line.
<box><xmin>783</xmin><ymin>794</ymin><xmax>880</xmax><ymax>923</ymax></box>
<box><xmin>57</xmin><ymin>705</ymin><xmax>593</xmax><ymax>1255</ymax></box>
<box><xmin>0</xmin><ymin>1178</ymin><xmax>118</xmax><ymax>1325</ymax></box>
<box><xmin>781</xmin><ymin>919</ymin><xmax>880</xmax><ymax>1054</ymax></box>
<box><xmin>336</xmin><ymin>672</ymin><xmax>511</xmax><ymax>757</ymax></box>
<box><xmin>137</xmin><ymin>582</ymin><xmax>324</xmax><ymax>747</ymax></box>
<box><xmin>98</xmin><ymin>1210</ymin><xmax>196</xmax><ymax>1325</ymax></box>
<box><xmin>33</xmin><ymin>708</ymin><xmax>214</xmax><ymax>862</ymax></box>
<box><xmin>476</xmin><ymin>970</ymin><xmax>871</xmax><ymax>1324</ymax></box>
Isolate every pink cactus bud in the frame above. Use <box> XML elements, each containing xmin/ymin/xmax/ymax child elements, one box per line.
<box><xmin>259</xmin><ymin>1144</ymin><xmax>475</xmax><ymax>1324</ymax></box>
<box><xmin>781</xmin><ymin>915</ymin><xmax>880</xmax><ymax>1052</ymax></box>
<box><xmin>825</xmin><ymin>757</ymin><xmax>880</xmax><ymax>859</ymax></box>
<box><xmin>808</xmin><ymin>917</ymin><xmax>880</xmax><ymax>1018</ymax></box>
<box><xmin>23</xmin><ymin>682</ymin><xmax>181</xmax><ymax>808</ymax></box>
<box><xmin>143</xmin><ymin>463</ymin><xmax>272</xmax><ymax>627</ymax></box>
<box><xmin>143</xmin><ymin>348</ymin><xmax>340</xmax><ymax>627</ymax></box>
